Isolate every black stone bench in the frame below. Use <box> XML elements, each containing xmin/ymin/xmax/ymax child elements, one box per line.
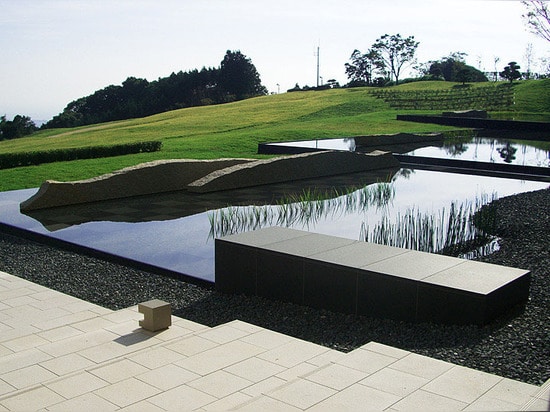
<box><xmin>215</xmin><ymin>227</ymin><xmax>530</xmax><ymax>325</ymax></box>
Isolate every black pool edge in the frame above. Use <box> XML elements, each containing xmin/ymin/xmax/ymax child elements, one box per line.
<box><xmin>394</xmin><ymin>154</ymin><xmax>550</xmax><ymax>182</ymax></box>
<box><xmin>0</xmin><ymin>221</ymin><xmax>214</xmax><ymax>289</ymax></box>
<box><xmin>396</xmin><ymin>114</ymin><xmax>550</xmax><ymax>139</ymax></box>
<box><xmin>257</xmin><ymin>143</ymin><xmax>328</xmax><ymax>155</ymax></box>
<box><xmin>258</xmin><ymin>142</ymin><xmax>550</xmax><ymax>182</ymax></box>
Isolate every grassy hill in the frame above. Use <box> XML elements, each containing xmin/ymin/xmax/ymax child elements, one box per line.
<box><xmin>1</xmin><ymin>80</ymin><xmax>549</xmax><ymax>191</ymax></box>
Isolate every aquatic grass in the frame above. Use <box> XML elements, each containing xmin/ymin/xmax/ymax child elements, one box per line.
<box><xmin>361</xmin><ymin>193</ymin><xmax>498</xmax><ymax>256</ymax></box>
<box><xmin>209</xmin><ymin>181</ymin><xmax>500</xmax><ymax>259</ymax></box>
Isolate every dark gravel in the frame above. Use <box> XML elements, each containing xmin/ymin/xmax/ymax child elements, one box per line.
<box><xmin>0</xmin><ymin>187</ymin><xmax>548</xmax><ymax>385</ymax></box>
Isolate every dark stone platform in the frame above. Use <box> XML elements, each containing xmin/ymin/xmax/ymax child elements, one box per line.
<box><xmin>215</xmin><ymin>227</ymin><xmax>531</xmax><ymax>325</ymax></box>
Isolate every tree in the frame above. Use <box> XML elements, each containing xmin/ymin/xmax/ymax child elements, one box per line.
<box><xmin>371</xmin><ymin>34</ymin><xmax>419</xmax><ymax>85</ymax></box>
<box><xmin>523</xmin><ymin>43</ymin><xmax>535</xmax><ymax>79</ymax></box>
<box><xmin>500</xmin><ymin>61</ymin><xmax>522</xmax><ymax>82</ymax></box>
<box><xmin>344</xmin><ymin>49</ymin><xmax>377</xmax><ymax>85</ymax></box>
<box><xmin>522</xmin><ymin>0</ymin><xmax>550</xmax><ymax>43</ymax></box>
<box><xmin>218</xmin><ymin>50</ymin><xmax>267</xmax><ymax>100</ymax></box>
<box><xmin>0</xmin><ymin>114</ymin><xmax>37</xmax><ymax>140</ymax></box>
<box><xmin>427</xmin><ymin>53</ymin><xmax>488</xmax><ymax>82</ymax></box>
<box><xmin>538</xmin><ymin>56</ymin><xmax>550</xmax><ymax>77</ymax></box>
<box><xmin>492</xmin><ymin>56</ymin><xmax>501</xmax><ymax>81</ymax></box>
<box><xmin>44</xmin><ymin>50</ymin><xmax>267</xmax><ymax>128</ymax></box>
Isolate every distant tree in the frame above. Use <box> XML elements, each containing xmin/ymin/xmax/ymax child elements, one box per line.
<box><xmin>522</xmin><ymin>0</ymin><xmax>550</xmax><ymax>43</ymax></box>
<box><xmin>45</xmin><ymin>50</ymin><xmax>267</xmax><ymax>128</ymax></box>
<box><xmin>500</xmin><ymin>61</ymin><xmax>522</xmax><ymax>82</ymax></box>
<box><xmin>456</xmin><ymin>68</ymin><xmax>472</xmax><ymax>85</ymax></box>
<box><xmin>538</xmin><ymin>56</ymin><xmax>550</xmax><ymax>77</ymax></box>
<box><xmin>371</xmin><ymin>34</ymin><xmax>419</xmax><ymax>85</ymax></box>
<box><xmin>218</xmin><ymin>50</ymin><xmax>267</xmax><ymax>100</ymax></box>
<box><xmin>345</xmin><ymin>49</ymin><xmax>377</xmax><ymax>85</ymax></box>
<box><xmin>492</xmin><ymin>56</ymin><xmax>501</xmax><ymax>81</ymax></box>
<box><xmin>120</xmin><ymin>77</ymin><xmax>151</xmax><ymax>118</ymax></box>
<box><xmin>523</xmin><ymin>43</ymin><xmax>535</xmax><ymax>79</ymax></box>
<box><xmin>0</xmin><ymin>114</ymin><xmax>37</xmax><ymax>140</ymax></box>
<box><xmin>287</xmin><ymin>83</ymin><xmax>302</xmax><ymax>92</ymax></box>
<box><xmin>428</xmin><ymin>53</ymin><xmax>488</xmax><ymax>82</ymax></box>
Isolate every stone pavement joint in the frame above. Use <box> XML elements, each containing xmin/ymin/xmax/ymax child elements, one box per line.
<box><xmin>0</xmin><ymin>270</ymin><xmax>548</xmax><ymax>411</ymax></box>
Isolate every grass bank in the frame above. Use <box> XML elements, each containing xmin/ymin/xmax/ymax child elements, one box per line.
<box><xmin>1</xmin><ymin>80</ymin><xmax>549</xmax><ymax>191</ymax></box>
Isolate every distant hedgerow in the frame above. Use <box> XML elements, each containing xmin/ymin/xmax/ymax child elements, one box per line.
<box><xmin>0</xmin><ymin>141</ymin><xmax>162</xmax><ymax>169</ymax></box>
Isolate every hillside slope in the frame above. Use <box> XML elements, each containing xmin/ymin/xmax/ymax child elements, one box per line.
<box><xmin>1</xmin><ymin>80</ymin><xmax>548</xmax><ymax>191</ymax></box>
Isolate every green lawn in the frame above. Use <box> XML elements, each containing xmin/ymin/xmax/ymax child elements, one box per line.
<box><xmin>1</xmin><ymin>80</ymin><xmax>548</xmax><ymax>191</ymax></box>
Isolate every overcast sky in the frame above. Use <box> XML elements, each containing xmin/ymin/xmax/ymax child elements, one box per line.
<box><xmin>1</xmin><ymin>0</ymin><xmax>548</xmax><ymax>121</ymax></box>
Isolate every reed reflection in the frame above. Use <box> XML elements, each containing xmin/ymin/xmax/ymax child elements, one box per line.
<box><xmin>208</xmin><ymin>181</ymin><xmax>395</xmax><ymax>239</ymax></box>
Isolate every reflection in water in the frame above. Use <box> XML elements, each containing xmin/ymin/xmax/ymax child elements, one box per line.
<box><xmin>443</xmin><ymin>142</ymin><xmax>469</xmax><ymax>157</ymax></box>
<box><xmin>496</xmin><ymin>142</ymin><xmax>517</xmax><ymax>163</ymax></box>
<box><xmin>23</xmin><ymin>168</ymin><xmax>398</xmax><ymax>232</ymax></box>
<box><xmin>208</xmin><ymin>175</ymin><xmax>501</xmax><ymax>259</ymax></box>
<box><xmin>416</xmin><ymin>137</ymin><xmax>549</xmax><ymax>167</ymax></box>
<box><xmin>4</xmin><ymin>168</ymin><xmax>547</xmax><ymax>283</ymax></box>
<box><xmin>208</xmin><ymin>182</ymin><xmax>395</xmax><ymax>238</ymax></box>
<box><xmin>265</xmin><ymin>135</ymin><xmax>550</xmax><ymax>168</ymax></box>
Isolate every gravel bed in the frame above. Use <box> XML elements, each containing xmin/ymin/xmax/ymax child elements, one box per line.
<box><xmin>0</xmin><ymin>187</ymin><xmax>548</xmax><ymax>385</ymax></box>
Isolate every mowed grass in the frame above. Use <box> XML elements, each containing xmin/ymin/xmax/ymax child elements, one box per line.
<box><xmin>1</xmin><ymin>80</ymin><xmax>549</xmax><ymax>191</ymax></box>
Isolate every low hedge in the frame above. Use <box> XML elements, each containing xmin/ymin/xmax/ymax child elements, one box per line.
<box><xmin>0</xmin><ymin>141</ymin><xmax>162</xmax><ymax>169</ymax></box>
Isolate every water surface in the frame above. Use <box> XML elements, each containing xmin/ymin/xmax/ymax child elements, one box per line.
<box><xmin>0</xmin><ymin>169</ymin><xmax>546</xmax><ymax>282</ymax></box>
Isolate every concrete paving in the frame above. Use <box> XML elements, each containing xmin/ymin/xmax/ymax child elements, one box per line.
<box><xmin>0</xmin><ymin>270</ymin><xmax>548</xmax><ymax>411</ymax></box>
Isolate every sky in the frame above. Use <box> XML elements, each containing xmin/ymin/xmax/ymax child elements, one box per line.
<box><xmin>1</xmin><ymin>0</ymin><xmax>549</xmax><ymax>121</ymax></box>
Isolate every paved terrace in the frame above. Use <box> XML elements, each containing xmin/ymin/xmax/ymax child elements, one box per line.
<box><xmin>0</xmin><ymin>270</ymin><xmax>548</xmax><ymax>411</ymax></box>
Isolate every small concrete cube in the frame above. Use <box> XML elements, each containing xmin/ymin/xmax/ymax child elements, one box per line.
<box><xmin>138</xmin><ymin>299</ymin><xmax>171</xmax><ymax>332</ymax></box>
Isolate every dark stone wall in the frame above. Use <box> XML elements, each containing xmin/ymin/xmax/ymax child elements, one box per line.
<box><xmin>397</xmin><ymin>114</ymin><xmax>550</xmax><ymax>137</ymax></box>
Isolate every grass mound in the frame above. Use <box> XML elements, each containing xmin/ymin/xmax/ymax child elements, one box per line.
<box><xmin>0</xmin><ymin>80</ymin><xmax>548</xmax><ymax>191</ymax></box>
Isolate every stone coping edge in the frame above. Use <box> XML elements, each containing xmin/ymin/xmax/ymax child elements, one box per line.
<box><xmin>21</xmin><ymin>151</ymin><xmax>400</xmax><ymax>210</ymax></box>
<box><xmin>20</xmin><ymin>158</ymin><xmax>253</xmax><ymax>211</ymax></box>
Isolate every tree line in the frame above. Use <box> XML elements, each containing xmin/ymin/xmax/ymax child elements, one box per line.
<box><xmin>0</xmin><ymin>115</ymin><xmax>37</xmax><ymax>141</ymax></box>
<box><xmin>344</xmin><ymin>34</ymin><xmax>492</xmax><ymax>87</ymax></box>
<box><xmin>344</xmin><ymin>36</ymin><xmax>530</xmax><ymax>87</ymax></box>
<box><xmin>6</xmin><ymin>0</ymin><xmax>549</xmax><ymax>135</ymax></box>
<box><xmin>44</xmin><ymin>50</ymin><xmax>267</xmax><ymax>128</ymax></box>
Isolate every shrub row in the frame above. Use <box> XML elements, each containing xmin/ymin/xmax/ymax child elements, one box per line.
<box><xmin>0</xmin><ymin>141</ymin><xmax>162</xmax><ymax>169</ymax></box>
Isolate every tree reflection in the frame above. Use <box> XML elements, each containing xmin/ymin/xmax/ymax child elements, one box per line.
<box><xmin>444</xmin><ymin>142</ymin><xmax>469</xmax><ymax>157</ymax></box>
<box><xmin>497</xmin><ymin>142</ymin><xmax>517</xmax><ymax>163</ymax></box>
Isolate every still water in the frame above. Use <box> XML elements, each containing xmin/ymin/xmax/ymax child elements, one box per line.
<box><xmin>404</xmin><ymin>138</ymin><xmax>549</xmax><ymax>167</ymax></box>
<box><xmin>264</xmin><ymin>136</ymin><xmax>550</xmax><ymax>168</ymax></box>
<box><xmin>0</xmin><ymin>168</ymin><xmax>547</xmax><ymax>282</ymax></box>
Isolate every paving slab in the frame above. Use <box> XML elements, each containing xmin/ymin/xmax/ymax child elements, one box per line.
<box><xmin>0</xmin><ymin>270</ymin><xmax>545</xmax><ymax>411</ymax></box>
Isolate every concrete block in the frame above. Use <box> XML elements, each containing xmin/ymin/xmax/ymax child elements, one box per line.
<box><xmin>138</xmin><ymin>299</ymin><xmax>171</xmax><ymax>332</ymax></box>
<box><xmin>215</xmin><ymin>227</ymin><xmax>531</xmax><ymax>325</ymax></box>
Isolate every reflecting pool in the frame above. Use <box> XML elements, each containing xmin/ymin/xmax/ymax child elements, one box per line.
<box><xmin>404</xmin><ymin>138</ymin><xmax>550</xmax><ymax>167</ymax></box>
<box><xmin>0</xmin><ymin>168</ymin><xmax>547</xmax><ymax>283</ymax></box>
<box><xmin>262</xmin><ymin>136</ymin><xmax>550</xmax><ymax>168</ymax></box>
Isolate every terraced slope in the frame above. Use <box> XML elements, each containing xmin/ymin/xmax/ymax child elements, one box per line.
<box><xmin>369</xmin><ymin>83</ymin><xmax>514</xmax><ymax>110</ymax></box>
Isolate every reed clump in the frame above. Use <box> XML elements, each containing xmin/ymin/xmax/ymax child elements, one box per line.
<box><xmin>361</xmin><ymin>193</ymin><xmax>498</xmax><ymax>257</ymax></box>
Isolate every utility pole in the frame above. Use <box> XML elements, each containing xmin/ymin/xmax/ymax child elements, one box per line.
<box><xmin>316</xmin><ymin>45</ymin><xmax>320</xmax><ymax>87</ymax></box>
